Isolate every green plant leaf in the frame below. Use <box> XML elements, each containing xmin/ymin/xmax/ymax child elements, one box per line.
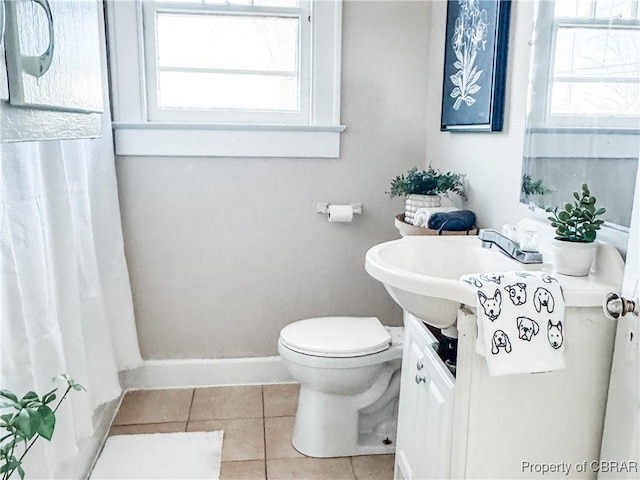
<box><xmin>36</xmin><ymin>406</ymin><xmax>55</xmax><ymax>441</ymax></box>
<box><xmin>26</xmin><ymin>410</ymin><xmax>43</xmax><ymax>441</ymax></box>
<box><xmin>20</xmin><ymin>392</ymin><xmax>38</xmax><ymax>402</ymax></box>
<box><xmin>0</xmin><ymin>392</ymin><xmax>18</xmax><ymax>403</ymax></box>
<box><xmin>16</xmin><ymin>409</ymin><xmax>32</xmax><ymax>439</ymax></box>
<box><xmin>17</xmin><ymin>463</ymin><xmax>25</xmax><ymax>480</ymax></box>
<box><xmin>558</xmin><ymin>211</ymin><xmax>570</xmax><ymax>221</ymax></box>
<box><xmin>584</xmin><ymin>230</ymin><xmax>596</xmax><ymax>242</ymax></box>
<box><xmin>41</xmin><ymin>389</ymin><xmax>57</xmax><ymax>405</ymax></box>
<box><xmin>0</xmin><ymin>460</ymin><xmax>20</xmax><ymax>474</ymax></box>
<box><xmin>573</xmin><ymin>192</ymin><xmax>580</xmax><ymax>201</ymax></box>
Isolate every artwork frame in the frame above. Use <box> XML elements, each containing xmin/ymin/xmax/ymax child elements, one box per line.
<box><xmin>440</xmin><ymin>0</ymin><xmax>512</xmax><ymax>132</ymax></box>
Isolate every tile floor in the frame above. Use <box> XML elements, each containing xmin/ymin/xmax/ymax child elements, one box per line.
<box><xmin>109</xmin><ymin>384</ymin><xmax>395</xmax><ymax>480</ymax></box>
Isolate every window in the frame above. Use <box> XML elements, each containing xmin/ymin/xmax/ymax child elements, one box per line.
<box><xmin>106</xmin><ymin>0</ymin><xmax>343</xmax><ymax>157</ymax></box>
<box><xmin>529</xmin><ymin>0</ymin><xmax>640</xmax><ymax>129</ymax></box>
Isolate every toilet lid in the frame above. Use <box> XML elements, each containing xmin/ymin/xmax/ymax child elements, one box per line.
<box><xmin>280</xmin><ymin>317</ymin><xmax>391</xmax><ymax>357</ymax></box>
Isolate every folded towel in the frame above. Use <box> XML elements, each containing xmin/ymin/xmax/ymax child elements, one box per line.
<box><xmin>412</xmin><ymin>207</ymin><xmax>456</xmax><ymax>228</ymax></box>
<box><xmin>428</xmin><ymin>210</ymin><xmax>476</xmax><ymax>232</ymax></box>
<box><xmin>460</xmin><ymin>271</ymin><xmax>566</xmax><ymax>376</ymax></box>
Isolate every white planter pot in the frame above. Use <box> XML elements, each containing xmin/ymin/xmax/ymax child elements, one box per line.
<box><xmin>551</xmin><ymin>239</ymin><xmax>598</xmax><ymax>277</ymax></box>
<box><xmin>404</xmin><ymin>194</ymin><xmax>441</xmax><ymax>225</ymax></box>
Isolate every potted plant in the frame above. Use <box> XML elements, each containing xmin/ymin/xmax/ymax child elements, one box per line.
<box><xmin>388</xmin><ymin>166</ymin><xmax>465</xmax><ymax>225</ymax></box>
<box><xmin>1</xmin><ymin>375</ymin><xmax>84</xmax><ymax>480</ymax></box>
<box><xmin>546</xmin><ymin>183</ymin><xmax>606</xmax><ymax>276</ymax></box>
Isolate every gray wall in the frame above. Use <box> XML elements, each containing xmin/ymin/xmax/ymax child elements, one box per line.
<box><xmin>424</xmin><ymin>0</ymin><xmax>535</xmax><ymax>228</ymax></box>
<box><xmin>116</xmin><ymin>1</ymin><xmax>432</xmax><ymax>359</ymax></box>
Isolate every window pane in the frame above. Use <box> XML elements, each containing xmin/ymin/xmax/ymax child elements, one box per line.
<box><xmin>203</xmin><ymin>0</ymin><xmax>299</xmax><ymax>5</ymax></box>
<box><xmin>554</xmin><ymin>0</ymin><xmax>592</xmax><ymax>18</ymax></box>
<box><xmin>158</xmin><ymin>71</ymin><xmax>298</xmax><ymax>110</ymax></box>
<box><xmin>594</xmin><ymin>0</ymin><xmax>636</xmax><ymax>18</ymax></box>
<box><xmin>551</xmin><ymin>81</ymin><xmax>640</xmax><ymax>116</ymax></box>
<box><xmin>157</xmin><ymin>13</ymin><xmax>299</xmax><ymax>72</ymax></box>
<box><xmin>253</xmin><ymin>0</ymin><xmax>299</xmax><ymax>7</ymax></box>
<box><xmin>554</xmin><ymin>27</ymin><xmax>640</xmax><ymax>78</ymax></box>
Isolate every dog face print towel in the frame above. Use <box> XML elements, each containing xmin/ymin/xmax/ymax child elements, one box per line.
<box><xmin>461</xmin><ymin>271</ymin><xmax>566</xmax><ymax>376</ymax></box>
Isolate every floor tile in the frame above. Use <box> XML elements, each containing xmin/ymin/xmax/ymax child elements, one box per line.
<box><xmin>109</xmin><ymin>421</ymin><xmax>187</xmax><ymax>436</ymax></box>
<box><xmin>187</xmin><ymin>418</ymin><xmax>265</xmax><ymax>462</ymax></box>
<box><xmin>351</xmin><ymin>455</ymin><xmax>395</xmax><ymax>480</ymax></box>
<box><xmin>263</xmin><ymin>384</ymin><xmax>299</xmax><ymax>418</ymax></box>
<box><xmin>265</xmin><ymin>416</ymin><xmax>304</xmax><ymax>459</ymax></box>
<box><xmin>112</xmin><ymin>389</ymin><xmax>193</xmax><ymax>425</ymax></box>
<box><xmin>220</xmin><ymin>460</ymin><xmax>266</xmax><ymax>480</ymax></box>
<box><xmin>190</xmin><ymin>385</ymin><xmax>263</xmax><ymax>420</ymax></box>
<box><xmin>267</xmin><ymin>457</ymin><xmax>356</xmax><ymax>480</ymax></box>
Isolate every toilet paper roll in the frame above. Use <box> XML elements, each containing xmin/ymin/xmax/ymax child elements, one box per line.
<box><xmin>328</xmin><ymin>204</ymin><xmax>354</xmax><ymax>223</ymax></box>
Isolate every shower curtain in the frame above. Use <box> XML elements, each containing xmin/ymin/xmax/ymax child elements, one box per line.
<box><xmin>0</xmin><ymin>132</ymin><xmax>142</xmax><ymax>477</ymax></box>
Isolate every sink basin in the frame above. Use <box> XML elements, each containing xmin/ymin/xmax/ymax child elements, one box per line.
<box><xmin>365</xmin><ymin>236</ymin><xmax>526</xmax><ymax>328</ymax></box>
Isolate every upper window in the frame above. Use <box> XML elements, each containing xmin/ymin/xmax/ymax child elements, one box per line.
<box><xmin>106</xmin><ymin>0</ymin><xmax>343</xmax><ymax>157</ymax></box>
<box><xmin>529</xmin><ymin>0</ymin><xmax>640</xmax><ymax>129</ymax></box>
<box><xmin>143</xmin><ymin>0</ymin><xmax>311</xmax><ymax>123</ymax></box>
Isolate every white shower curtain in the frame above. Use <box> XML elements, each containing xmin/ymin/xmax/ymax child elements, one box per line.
<box><xmin>0</xmin><ymin>133</ymin><xmax>142</xmax><ymax>477</ymax></box>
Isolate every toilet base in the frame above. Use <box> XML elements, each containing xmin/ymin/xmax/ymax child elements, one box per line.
<box><xmin>291</xmin><ymin>362</ymin><xmax>401</xmax><ymax>458</ymax></box>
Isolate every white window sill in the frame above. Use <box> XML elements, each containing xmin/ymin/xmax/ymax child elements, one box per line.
<box><xmin>112</xmin><ymin>122</ymin><xmax>346</xmax><ymax>158</ymax></box>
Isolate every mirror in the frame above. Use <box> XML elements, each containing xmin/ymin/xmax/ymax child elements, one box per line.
<box><xmin>521</xmin><ymin>0</ymin><xmax>640</xmax><ymax>227</ymax></box>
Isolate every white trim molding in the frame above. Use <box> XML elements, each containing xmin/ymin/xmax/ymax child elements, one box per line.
<box><xmin>121</xmin><ymin>356</ymin><xmax>294</xmax><ymax>390</ymax></box>
<box><xmin>113</xmin><ymin>122</ymin><xmax>345</xmax><ymax>157</ymax></box>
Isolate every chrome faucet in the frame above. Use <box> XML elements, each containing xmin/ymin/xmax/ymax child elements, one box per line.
<box><xmin>478</xmin><ymin>229</ymin><xmax>543</xmax><ymax>264</ymax></box>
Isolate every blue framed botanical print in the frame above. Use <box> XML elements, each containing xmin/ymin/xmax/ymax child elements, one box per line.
<box><xmin>440</xmin><ymin>0</ymin><xmax>512</xmax><ymax>132</ymax></box>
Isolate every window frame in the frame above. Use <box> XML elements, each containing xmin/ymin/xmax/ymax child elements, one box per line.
<box><xmin>106</xmin><ymin>0</ymin><xmax>344</xmax><ymax>157</ymax></box>
<box><xmin>528</xmin><ymin>0</ymin><xmax>640</xmax><ymax>130</ymax></box>
<box><xmin>142</xmin><ymin>1</ymin><xmax>311</xmax><ymax>124</ymax></box>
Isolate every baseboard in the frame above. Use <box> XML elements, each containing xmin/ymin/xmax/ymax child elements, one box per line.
<box><xmin>121</xmin><ymin>356</ymin><xmax>294</xmax><ymax>391</ymax></box>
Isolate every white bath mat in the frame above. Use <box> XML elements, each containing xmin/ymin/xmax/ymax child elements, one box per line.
<box><xmin>90</xmin><ymin>431</ymin><xmax>223</xmax><ymax>479</ymax></box>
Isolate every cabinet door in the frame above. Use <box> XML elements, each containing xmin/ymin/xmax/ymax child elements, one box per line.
<box><xmin>421</xmin><ymin>340</ymin><xmax>455</xmax><ymax>479</ymax></box>
<box><xmin>395</xmin><ymin>330</ymin><xmax>431</xmax><ymax>480</ymax></box>
<box><xmin>4</xmin><ymin>0</ymin><xmax>103</xmax><ymax>112</ymax></box>
<box><xmin>395</xmin><ymin>315</ymin><xmax>456</xmax><ymax>480</ymax></box>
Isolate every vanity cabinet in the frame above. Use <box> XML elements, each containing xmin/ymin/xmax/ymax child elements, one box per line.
<box><xmin>0</xmin><ymin>0</ymin><xmax>103</xmax><ymax>142</ymax></box>
<box><xmin>397</xmin><ymin>307</ymin><xmax>617</xmax><ymax>479</ymax></box>
<box><xmin>395</xmin><ymin>314</ymin><xmax>455</xmax><ymax>480</ymax></box>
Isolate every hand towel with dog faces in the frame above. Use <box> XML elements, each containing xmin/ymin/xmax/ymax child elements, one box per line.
<box><xmin>460</xmin><ymin>271</ymin><xmax>566</xmax><ymax>376</ymax></box>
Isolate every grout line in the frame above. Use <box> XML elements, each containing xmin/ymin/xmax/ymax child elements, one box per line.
<box><xmin>185</xmin><ymin>388</ymin><xmax>196</xmax><ymax>432</ymax></box>
<box><xmin>261</xmin><ymin>385</ymin><xmax>269</xmax><ymax>479</ymax></box>
<box><xmin>349</xmin><ymin>456</ymin><xmax>358</xmax><ymax>480</ymax></box>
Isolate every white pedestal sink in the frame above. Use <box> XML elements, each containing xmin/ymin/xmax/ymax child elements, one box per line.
<box><xmin>365</xmin><ymin>236</ymin><xmax>525</xmax><ymax>327</ymax></box>
<box><xmin>365</xmin><ymin>235</ymin><xmax>624</xmax><ymax>328</ymax></box>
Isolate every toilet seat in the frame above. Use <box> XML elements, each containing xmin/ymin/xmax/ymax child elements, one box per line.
<box><xmin>280</xmin><ymin>317</ymin><xmax>391</xmax><ymax>358</ymax></box>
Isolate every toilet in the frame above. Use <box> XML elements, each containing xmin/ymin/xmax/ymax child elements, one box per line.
<box><xmin>278</xmin><ymin>316</ymin><xmax>403</xmax><ymax>458</ymax></box>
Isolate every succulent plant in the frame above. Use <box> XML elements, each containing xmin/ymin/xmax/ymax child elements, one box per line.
<box><xmin>388</xmin><ymin>166</ymin><xmax>466</xmax><ymax>199</ymax></box>
<box><xmin>546</xmin><ymin>183</ymin><xmax>606</xmax><ymax>242</ymax></box>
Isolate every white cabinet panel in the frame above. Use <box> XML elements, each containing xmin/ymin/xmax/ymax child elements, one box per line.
<box><xmin>4</xmin><ymin>0</ymin><xmax>103</xmax><ymax>113</ymax></box>
<box><xmin>395</xmin><ymin>314</ymin><xmax>455</xmax><ymax>480</ymax></box>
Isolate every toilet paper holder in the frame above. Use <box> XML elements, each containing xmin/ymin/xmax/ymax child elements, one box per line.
<box><xmin>315</xmin><ymin>202</ymin><xmax>363</xmax><ymax>215</ymax></box>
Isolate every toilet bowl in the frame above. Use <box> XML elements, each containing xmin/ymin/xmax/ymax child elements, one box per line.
<box><xmin>278</xmin><ymin>316</ymin><xmax>403</xmax><ymax>458</ymax></box>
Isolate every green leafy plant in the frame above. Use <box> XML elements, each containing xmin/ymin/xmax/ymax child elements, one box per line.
<box><xmin>0</xmin><ymin>375</ymin><xmax>85</xmax><ymax>480</ymax></box>
<box><xmin>521</xmin><ymin>174</ymin><xmax>553</xmax><ymax>196</ymax></box>
<box><xmin>546</xmin><ymin>183</ymin><xmax>606</xmax><ymax>242</ymax></box>
<box><xmin>388</xmin><ymin>166</ymin><xmax>466</xmax><ymax>199</ymax></box>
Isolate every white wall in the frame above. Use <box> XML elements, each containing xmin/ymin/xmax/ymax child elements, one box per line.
<box><xmin>115</xmin><ymin>1</ymin><xmax>432</xmax><ymax>359</ymax></box>
<box><xmin>425</xmin><ymin>0</ymin><xmax>535</xmax><ymax>228</ymax></box>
